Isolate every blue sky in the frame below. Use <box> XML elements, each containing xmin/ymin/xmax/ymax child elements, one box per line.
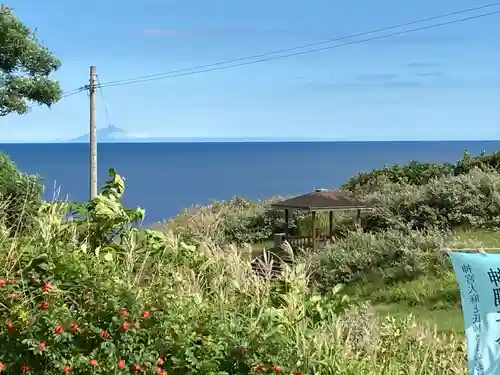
<box><xmin>2</xmin><ymin>0</ymin><xmax>500</xmax><ymax>142</ymax></box>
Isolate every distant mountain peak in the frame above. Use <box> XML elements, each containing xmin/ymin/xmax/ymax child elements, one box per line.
<box><xmin>104</xmin><ymin>125</ymin><xmax>125</xmax><ymax>134</ymax></box>
<box><xmin>71</xmin><ymin>125</ymin><xmax>128</xmax><ymax>142</ymax></box>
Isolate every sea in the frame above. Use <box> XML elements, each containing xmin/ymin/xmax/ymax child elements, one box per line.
<box><xmin>1</xmin><ymin>141</ymin><xmax>499</xmax><ymax>225</ymax></box>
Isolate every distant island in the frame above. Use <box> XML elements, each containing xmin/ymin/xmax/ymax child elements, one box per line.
<box><xmin>69</xmin><ymin>126</ymin><xmax>333</xmax><ymax>143</ymax></box>
<box><xmin>71</xmin><ymin>125</ymin><xmax>132</xmax><ymax>142</ymax></box>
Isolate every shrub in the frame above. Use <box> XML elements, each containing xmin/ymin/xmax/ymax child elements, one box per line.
<box><xmin>363</xmin><ymin>168</ymin><xmax>500</xmax><ymax>231</ymax></box>
<box><xmin>342</xmin><ymin>160</ymin><xmax>455</xmax><ymax>195</ymax></box>
<box><xmin>310</xmin><ymin>229</ymin><xmax>448</xmax><ymax>292</ymax></box>
<box><xmin>342</xmin><ymin>149</ymin><xmax>500</xmax><ymax>196</ymax></box>
<box><xmin>310</xmin><ymin>226</ymin><xmax>492</xmax><ymax>309</ymax></box>
<box><xmin>165</xmin><ymin>196</ymin><xmax>309</xmax><ymax>246</ymax></box>
<box><xmin>0</xmin><ymin>153</ymin><xmax>42</xmax><ymax>234</ymax></box>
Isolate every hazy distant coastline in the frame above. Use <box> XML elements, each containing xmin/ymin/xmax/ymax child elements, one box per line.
<box><xmin>1</xmin><ymin>125</ymin><xmax>498</xmax><ymax>144</ymax></box>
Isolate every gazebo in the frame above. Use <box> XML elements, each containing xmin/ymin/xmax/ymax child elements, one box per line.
<box><xmin>271</xmin><ymin>188</ymin><xmax>370</xmax><ymax>250</ymax></box>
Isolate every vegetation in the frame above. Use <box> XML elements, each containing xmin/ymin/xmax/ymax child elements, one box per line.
<box><xmin>3</xmin><ymin>149</ymin><xmax>500</xmax><ymax>374</ymax></box>
<box><xmin>0</xmin><ymin>153</ymin><xmax>42</xmax><ymax>233</ymax></box>
<box><xmin>0</xmin><ymin>5</ymin><xmax>62</xmax><ymax>116</ymax></box>
<box><xmin>166</xmin><ymin>150</ymin><xmax>500</xmax><ymax>343</ymax></box>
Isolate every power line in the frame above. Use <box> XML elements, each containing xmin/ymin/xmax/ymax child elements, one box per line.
<box><xmin>97</xmin><ymin>3</ymin><xmax>500</xmax><ymax>88</ymax></box>
<box><xmin>62</xmin><ymin>88</ymin><xmax>87</xmax><ymax>98</ymax></box>
<box><xmin>96</xmin><ymin>75</ymin><xmax>112</xmax><ymax>126</ymax></box>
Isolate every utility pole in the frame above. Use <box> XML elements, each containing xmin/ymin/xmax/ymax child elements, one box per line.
<box><xmin>89</xmin><ymin>65</ymin><xmax>97</xmax><ymax>199</ymax></box>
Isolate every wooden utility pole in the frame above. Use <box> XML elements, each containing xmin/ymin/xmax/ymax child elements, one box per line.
<box><xmin>89</xmin><ymin>65</ymin><xmax>97</xmax><ymax>199</ymax></box>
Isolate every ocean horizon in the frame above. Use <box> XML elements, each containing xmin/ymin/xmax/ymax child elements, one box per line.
<box><xmin>1</xmin><ymin>140</ymin><xmax>499</xmax><ymax>224</ymax></box>
<box><xmin>1</xmin><ymin>139</ymin><xmax>499</xmax><ymax>144</ymax></box>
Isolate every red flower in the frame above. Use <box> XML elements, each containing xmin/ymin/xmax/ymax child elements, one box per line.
<box><xmin>43</xmin><ymin>283</ymin><xmax>52</xmax><ymax>293</ymax></box>
<box><xmin>295</xmin><ymin>372</ymin><xmax>301</xmax><ymax>375</ymax></box>
<box><xmin>117</xmin><ymin>360</ymin><xmax>126</xmax><ymax>369</ymax></box>
<box><xmin>273</xmin><ymin>365</ymin><xmax>281</xmax><ymax>373</ymax></box>
<box><xmin>99</xmin><ymin>330</ymin><xmax>111</xmax><ymax>339</ymax></box>
<box><xmin>63</xmin><ymin>366</ymin><xmax>71</xmax><ymax>373</ymax></box>
<box><xmin>70</xmin><ymin>322</ymin><xmax>81</xmax><ymax>333</ymax></box>
<box><xmin>120</xmin><ymin>322</ymin><xmax>130</xmax><ymax>331</ymax></box>
<box><xmin>120</xmin><ymin>309</ymin><xmax>128</xmax><ymax>319</ymax></box>
<box><xmin>89</xmin><ymin>360</ymin><xmax>98</xmax><ymax>368</ymax></box>
<box><xmin>0</xmin><ymin>280</ymin><xmax>5</xmax><ymax>287</ymax></box>
<box><xmin>20</xmin><ymin>364</ymin><xmax>29</xmax><ymax>373</ymax></box>
<box><xmin>0</xmin><ymin>363</ymin><xmax>5</xmax><ymax>371</ymax></box>
<box><xmin>55</xmin><ymin>325</ymin><xmax>64</xmax><ymax>334</ymax></box>
<box><xmin>142</xmin><ymin>311</ymin><xmax>150</xmax><ymax>319</ymax></box>
<box><xmin>156</xmin><ymin>367</ymin><xmax>163</xmax><ymax>374</ymax></box>
<box><xmin>6</xmin><ymin>322</ymin><xmax>14</xmax><ymax>329</ymax></box>
<box><xmin>39</xmin><ymin>342</ymin><xmax>46</xmax><ymax>350</ymax></box>
<box><xmin>40</xmin><ymin>301</ymin><xmax>49</xmax><ymax>310</ymax></box>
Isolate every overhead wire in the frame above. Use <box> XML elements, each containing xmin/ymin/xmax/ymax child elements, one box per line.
<box><xmin>97</xmin><ymin>2</ymin><xmax>500</xmax><ymax>88</ymax></box>
<box><xmin>27</xmin><ymin>86</ymin><xmax>87</xmax><ymax>111</ymax></box>
<box><xmin>61</xmin><ymin>88</ymin><xmax>87</xmax><ymax>99</ymax></box>
<box><xmin>96</xmin><ymin>75</ymin><xmax>112</xmax><ymax>126</ymax></box>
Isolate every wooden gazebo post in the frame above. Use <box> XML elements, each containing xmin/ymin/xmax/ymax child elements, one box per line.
<box><xmin>329</xmin><ymin>210</ymin><xmax>334</xmax><ymax>238</ymax></box>
<box><xmin>311</xmin><ymin>211</ymin><xmax>316</xmax><ymax>250</ymax></box>
<box><xmin>284</xmin><ymin>209</ymin><xmax>289</xmax><ymax>238</ymax></box>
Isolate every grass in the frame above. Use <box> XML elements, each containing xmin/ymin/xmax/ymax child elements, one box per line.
<box><xmin>249</xmin><ymin>229</ymin><xmax>500</xmax><ymax>337</ymax></box>
<box><xmin>352</xmin><ymin>229</ymin><xmax>500</xmax><ymax>335</ymax></box>
<box><xmin>450</xmin><ymin>228</ymin><xmax>500</xmax><ymax>248</ymax></box>
<box><xmin>373</xmin><ymin>304</ymin><xmax>464</xmax><ymax>334</ymax></box>
<box><xmin>250</xmin><ymin>239</ymin><xmax>275</xmax><ymax>256</ymax></box>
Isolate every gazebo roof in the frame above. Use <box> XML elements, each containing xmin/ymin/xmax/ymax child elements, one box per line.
<box><xmin>271</xmin><ymin>189</ymin><xmax>368</xmax><ymax>211</ymax></box>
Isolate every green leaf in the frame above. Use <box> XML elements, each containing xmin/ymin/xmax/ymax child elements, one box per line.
<box><xmin>103</xmin><ymin>252</ymin><xmax>113</xmax><ymax>263</ymax></box>
<box><xmin>36</xmin><ymin>262</ymin><xmax>49</xmax><ymax>271</ymax></box>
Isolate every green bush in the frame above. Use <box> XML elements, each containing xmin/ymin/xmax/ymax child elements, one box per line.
<box><xmin>166</xmin><ymin>196</ymin><xmax>309</xmax><ymax>246</ymax></box>
<box><xmin>310</xmin><ymin>230</ymin><xmax>448</xmax><ymax>292</ymax></box>
<box><xmin>363</xmin><ymin>168</ymin><xmax>500</xmax><ymax>231</ymax></box>
<box><xmin>0</xmin><ymin>153</ymin><xmax>42</xmax><ymax>234</ymax></box>
<box><xmin>342</xmin><ymin>160</ymin><xmax>455</xmax><ymax>195</ymax></box>
<box><xmin>342</xmin><ymin>149</ymin><xmax>500</xmax><ymax>195</ymax></box>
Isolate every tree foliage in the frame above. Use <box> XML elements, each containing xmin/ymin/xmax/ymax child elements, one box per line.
<box><xmin>0</xmin><ymin>5</ymin><xmax>62</xmax><ymax>116</ymax></box>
